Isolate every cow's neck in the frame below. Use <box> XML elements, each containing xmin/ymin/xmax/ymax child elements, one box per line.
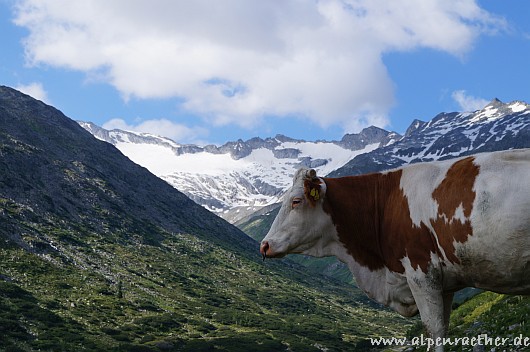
<box><xmin>321</xmin><ymin>172</ymin><xmax>409</xmax><ymax>304</ymax></box>
<box><xmin>322</xmin><ymin>173</ymin><xmax>388</xmax><ymax>271</ymax></box>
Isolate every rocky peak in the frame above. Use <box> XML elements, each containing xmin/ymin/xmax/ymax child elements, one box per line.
<box><xmin>404</xmin><ymin>119</ymin><xmax>427</xmax><ymax>137</ymax></box>
<box><xmin>485</xmin><ymin>97</ymin><xmax>504</xmax><ymax>109</ymax></box>
<box><xmin>339</xmin><ymin>126</ymin><xmax>400</xmax><ymax>150</ymax></box>
<box><xmin>330</xmin><ymin>100</ymin><xmax>530</xmax><ymax>177</ymax></box>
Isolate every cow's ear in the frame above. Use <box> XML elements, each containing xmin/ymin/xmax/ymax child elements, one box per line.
<box><xmin>304</xmin><ymin>169</ymin><xmax>322</xmax><ymax>207</ymax></box>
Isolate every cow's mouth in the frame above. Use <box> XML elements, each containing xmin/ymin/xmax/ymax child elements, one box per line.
<box><xmin>260</xmin><ymin>241</ymin><xmax>269</xmax><ymax>261</ymax></box>
<box><xmin>260</xmin><ymin>241</ymin><xmax>288</xmax><ymax>260</ymax></box>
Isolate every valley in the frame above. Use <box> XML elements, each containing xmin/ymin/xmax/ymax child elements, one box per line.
<box><xmin>0</xmin><ymin>86</ymin><xmax>411</xmax><ymax>351</ymax></box>
<box><xmin>1</xmin><ymin>85</ymin><xmax>529</xmax><ymax>351</ymax></box>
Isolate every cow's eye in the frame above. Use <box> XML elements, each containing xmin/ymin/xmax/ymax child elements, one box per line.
<box><xmin>291</xmin><ymin>198</ymin><xmax>302</xmax><ymax>208</ymax></box>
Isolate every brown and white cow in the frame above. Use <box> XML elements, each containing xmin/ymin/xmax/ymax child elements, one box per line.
<box><xmin>260</xmin><ymin>148</ymin><xmax>530</xmax><ymax>351</ymax></box>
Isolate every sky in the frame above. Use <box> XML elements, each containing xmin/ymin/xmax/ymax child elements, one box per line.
<box><xmin>1</xmin><ymin>0</ymin><xmax>530</xmax><ymax>146</ymax></box>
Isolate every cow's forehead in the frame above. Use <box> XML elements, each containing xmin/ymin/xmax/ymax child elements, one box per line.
<box><xmin>283</xmin><ymin>168</ymin><xmax>310</xmax><ymax>199</ymax></box>
<box><xmin>285</xmin><ymin>184</ymin><xmax>304</xmax><ymax>199</ymax></box>
<box><xmin>292</xmin><ymin>168</ymin><xmax>309</xmax><ymax>185</ymax></box>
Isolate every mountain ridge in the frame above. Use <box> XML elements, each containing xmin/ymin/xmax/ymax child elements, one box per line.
<box><xmin>79</xmin><ymin>121</ymin><xmax>398</xmax><ymax>222</ymax></box>
<box><xmin>80</xmin><ymin>97</ymin><xmax>530</xmax><ymax>224</ymax></box>
<box><xmin>0</xmin><ymin>85</ymin><xmax>249</xmax><ymax>249</ymax></box>
<box><xmin>330</xmin><ymin>98</ymin><xmax>530</xmax><ymax>176</ymax></box>
<box><xmin>80</xmin><ymin>121</ymin><xmax>400</xmax><ymax>159</ymax></box>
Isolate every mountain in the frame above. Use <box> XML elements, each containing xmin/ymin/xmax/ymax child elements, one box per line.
<box><xmin>0</xmin><ymin>87</ymin><xmax>246</xmax><ymax>250</ymax></box>
<box><xmin>330</xmin><ymin>98</ymin><xmax>530</xmax><ymax>176</ymax></box>
<box><xmin>80</xmin><ymin>98</ymin><xmax>530</xmax><ymax>224</ymax></box>
<box><xmin>79</xmin><ymin>122</ymin><xmax>399</xmax><ymax>223</ymax></box>
<box><xmin>79</xmin><ymin>98</ymin><xmax>530</xmax><ymax>288</ymax></box>
<box><xmin>0</xmin><ymin>86</ymin><xmax>411</xmax><ymax>351</ymax></box>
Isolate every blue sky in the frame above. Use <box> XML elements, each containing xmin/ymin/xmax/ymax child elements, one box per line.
<box><xmin>1</xmin><ymin>0</ymin><xmax>529</xmax><ymax>145</ymax></box>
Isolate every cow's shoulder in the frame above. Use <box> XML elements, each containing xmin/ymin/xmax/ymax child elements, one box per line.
<box><xmin>377</xmin><ymin>168</ymin><xmax>439</xmax><ymax>274</ymax></box>
<box><xmin>397</xmin><ymin>156</ymin><xmax>481</xmax><ymax>265</ymax></box>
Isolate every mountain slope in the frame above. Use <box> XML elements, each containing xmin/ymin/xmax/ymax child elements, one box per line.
<box><xmin>330</xmin><ymin>98</ymin><xmax>530</xmax><ymax>176</ymax></box>
<box><xmin>406</xmin><ymin>292</ymin><xmax>530</xmax><ymax>351</ymax></box>
<box><xmin>447</xmin><ymin>292</ymin><xmax>530</xmax><ymax>351</ymax></box>
<box><xmin>0</xmin><ymin>86</ymin><xmax>249</xmax><ymax>250</ymax></box>
<box><xmin>80</xmin><ymin>122</ymin><xmax>398</xmax><ymax>222</ymax></box>
<box><xmin>0</xmin><ymin>86</ymin><xmax>411</xmax><ymax>351</ymax></box>
<box><xmin>79</xmin><ymin>98</ymin><xmax>530</xmax><ymax>226</ymax></box>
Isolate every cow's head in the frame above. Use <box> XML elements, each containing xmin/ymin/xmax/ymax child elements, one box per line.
<box><xmin>260</xmin><ymin>168</ymin><xmax>335</xmax><ymax>259</ymax></box>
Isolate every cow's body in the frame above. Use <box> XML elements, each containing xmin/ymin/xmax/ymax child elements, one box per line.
<box><xmin>260</xmin><ymin>148</ymin><xmax>530</xmax><ymax>351</ymax></box>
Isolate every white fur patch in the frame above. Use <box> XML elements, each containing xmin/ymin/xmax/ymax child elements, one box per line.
<box><xmin>399</xmin><ymin>161</ymin><xmax>450</xmax><ymax>227</ymax></box>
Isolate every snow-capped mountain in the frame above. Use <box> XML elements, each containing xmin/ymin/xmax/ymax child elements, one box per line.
<box><xmin>80</xmin><ymin>98</ymin><xmax>530</xmax><ymax>223</ymax></box>
<box><xmin>330</xmin><ymin>98</ymin><xmax>530</xmax><ymax>177</ymax></box>
<box><xmin>79</xmin><ymin>122</ymin><xmax>398</xmax><ymax>222</ymax></box>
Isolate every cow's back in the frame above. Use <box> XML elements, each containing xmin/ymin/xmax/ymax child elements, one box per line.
<box><xmin>401</xmin><ymin>149</ymin><xmax>530</xmax><ymax>294</ymax></box>
<box><xmin>460</xmin><ymin>149</ymin><xmax>530</xmax><ymax>293</ymax></box>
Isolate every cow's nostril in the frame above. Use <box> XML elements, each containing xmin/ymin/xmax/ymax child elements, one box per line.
<box><xmin>260</xmin><ymin>241</ymin><xmax>269</xmax><ymax>261</ymax></box>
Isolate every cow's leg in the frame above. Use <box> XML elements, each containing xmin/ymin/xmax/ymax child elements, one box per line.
<box><xmin>406</xmin><ymin>276</ymin><xmax>446</xmax><ymax>352</ymax></box>
<box><xmin>442</xmin><ymin>292</ymin><xmax>454</xmax><ymax>336</ymax></box>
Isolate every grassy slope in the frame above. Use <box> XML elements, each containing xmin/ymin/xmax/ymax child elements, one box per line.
<box><xmin>0</xmin><ymin>206</ymin><xmax>412</xmax><ymax>351</ymax></box>
<box><xmin>239</xmin><ymin>204</ymin><xmax>530</xmax><ymax>352</ymax></box>
<box><xmin>404</xmin><ymin>292</ymin><xmax>530</xmax><ymax>352</ymax></box>
<box><xmin>0</xmin><ymin>86</ymin><xmax>413</xmax><ymax>351</ymax></box>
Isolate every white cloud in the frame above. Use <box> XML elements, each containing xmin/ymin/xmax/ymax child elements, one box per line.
<box><xmin>102</xmin><ymin>118</ymin><xmax>208</xmax><ymax>144</ymax></box>
<box><xmin>451</xmin><ymin>90</ymin><xmax>489</xmax><ymax>111</ymax></box>
<box><xmin>13</xmin><ymin>0</ymin><xmax>505</xmax><ymax>132</ymax></box>
<box><xmin>15</xmin><ymin>82</ymin><xmax>50</xmax><ymax>103</ymax></box>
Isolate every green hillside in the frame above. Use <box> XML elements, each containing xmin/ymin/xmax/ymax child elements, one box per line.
<box><xmin>0</xmin><ymin>86</ymin><xmax>411</xmax><ymax>351</ymax></box>
<box><xmin>0</xmin><ymin>225</ymin><xmax>411</xmax><ymax>351</ymax></box>
<box><xmin>404</xmin><ymin>292</ymin><xmax>530</xmax><ymax>352</ymax></box>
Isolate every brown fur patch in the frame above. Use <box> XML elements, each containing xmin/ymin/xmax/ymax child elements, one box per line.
<box><xmin>323</xmin><ymin>170</ymin><xmax>436</xmax><ymax>274</ymax></box>
<box><xmin>379</xmin><ymin>171</ymin><xmax>438</xmax><ymax>273</ymax></box>
<box><xmin>322</xmin><ymin>175</ymin><xmax>384</xmax><ymax>270</ymax></box>
<box><xmin>430</xmin><ymin>157</ymin><xmax>479</xmax><ymax>264</ymax></box>
<box><xmin>321</xmin><ymin>157</ymin><xmax>480</xmax><ymax>274</ymax></box>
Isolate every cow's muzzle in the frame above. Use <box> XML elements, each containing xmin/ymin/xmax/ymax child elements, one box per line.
<box><xmin>260</xmin><ymin>241</ymin><xmax>269</xmax><ymax>261</ymax></box>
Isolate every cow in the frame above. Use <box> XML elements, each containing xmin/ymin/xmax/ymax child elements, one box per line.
<box><xmin>260</xmin><ymin>148</ymin><xmax>530</xmax><ymax>351</ymax></box>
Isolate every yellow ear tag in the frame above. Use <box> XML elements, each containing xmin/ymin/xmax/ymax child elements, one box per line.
<box><xmin>310</xmin><ymin>188</ymin><xmax>319</xmax><ymax>201</ymax></box>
